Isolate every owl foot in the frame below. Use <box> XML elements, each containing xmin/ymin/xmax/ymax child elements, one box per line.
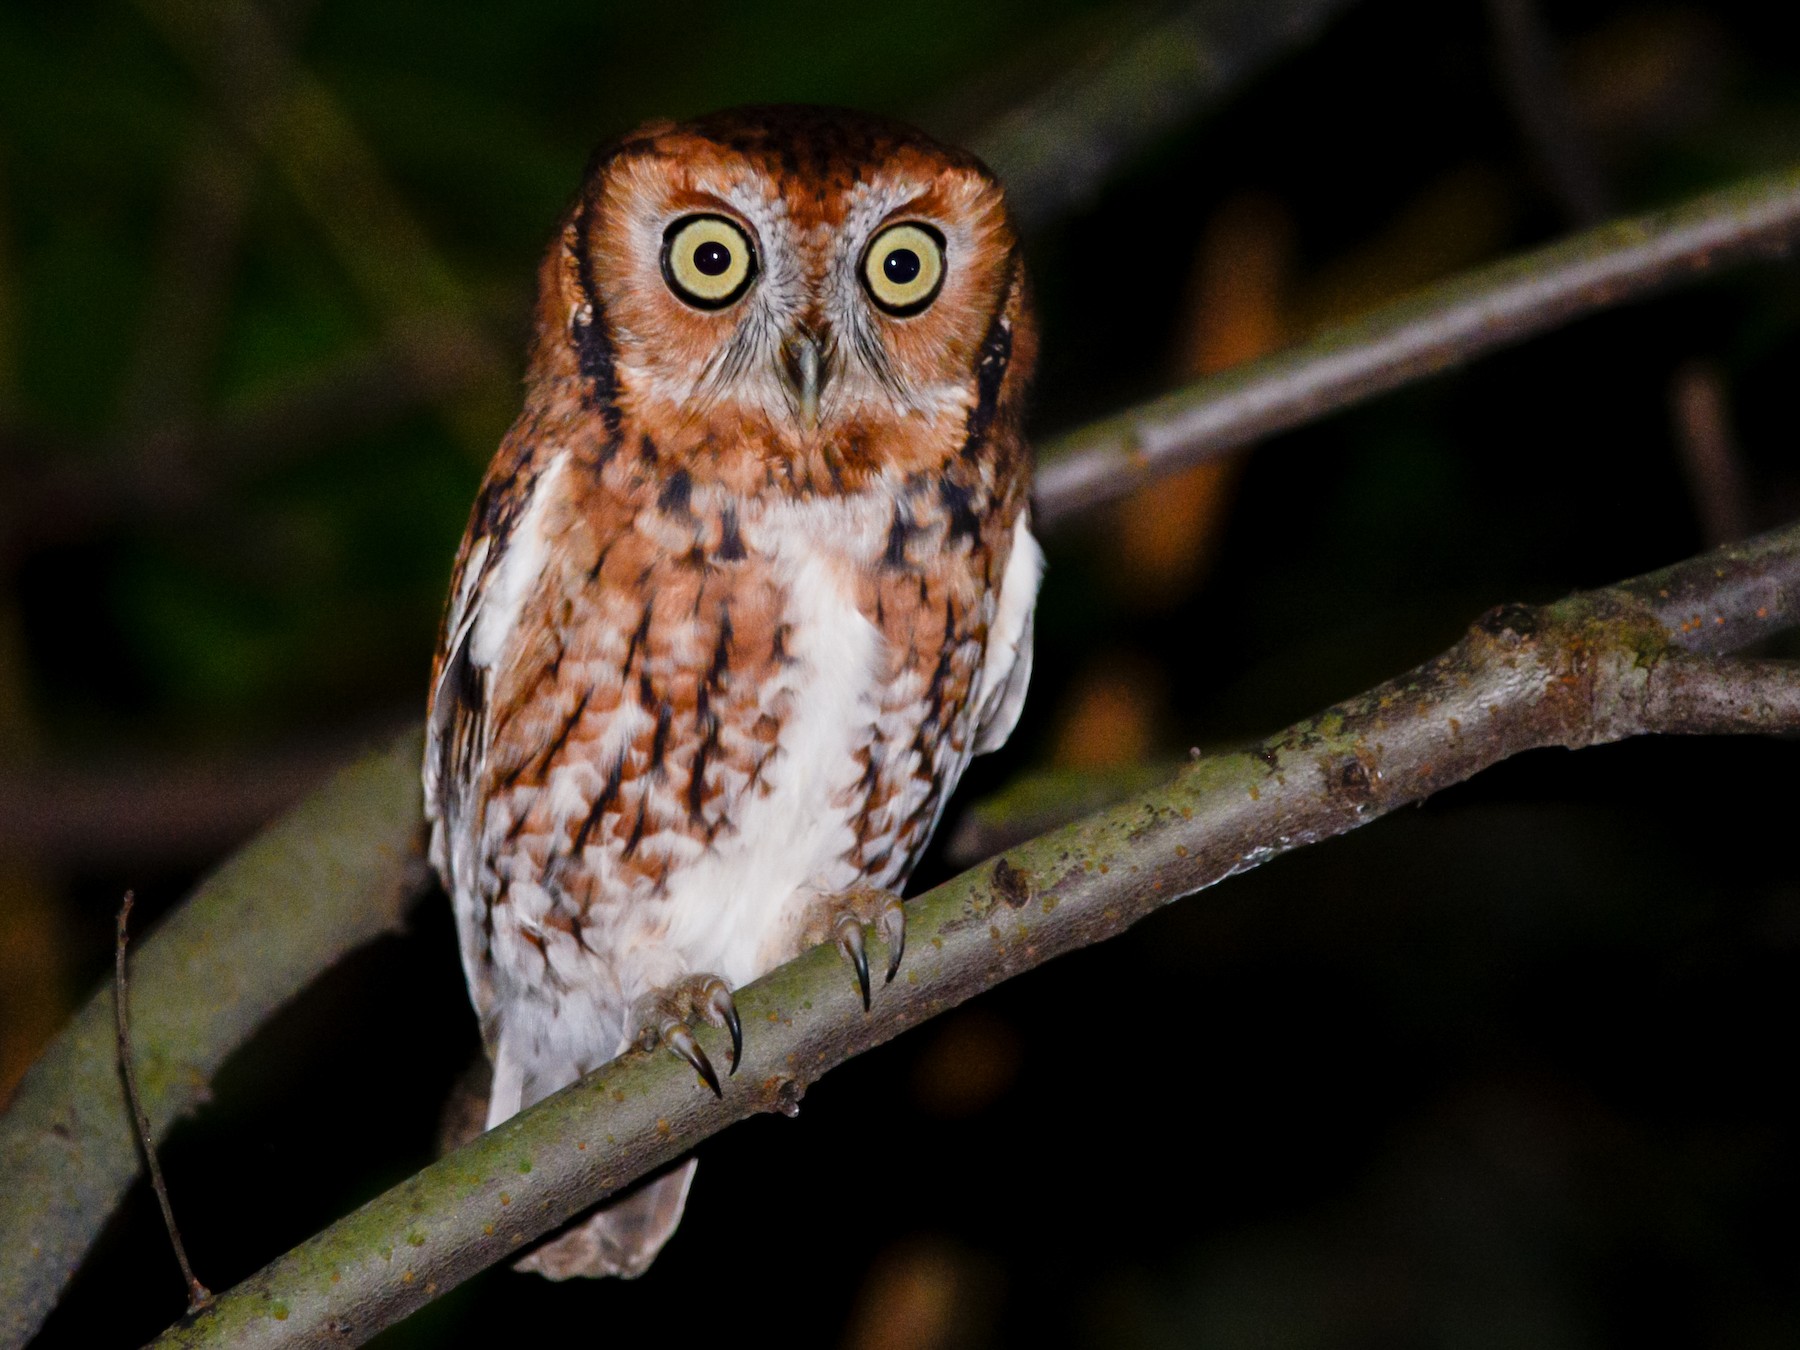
<box><xmin>632</xmin><ymin>975</ymin><xmax>741</xmax><ymax>1098</ymax></box>
<box><xmin>801</xmin><ymin>888</ymin><xmax>906</xmax><ymax>1011</ymax></box>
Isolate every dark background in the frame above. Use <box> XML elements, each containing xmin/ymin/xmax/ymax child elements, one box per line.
<box><xmin>4</xmin><ymin>0</ymin><xmax>1800</xmax><ymax>1345</ymax></box>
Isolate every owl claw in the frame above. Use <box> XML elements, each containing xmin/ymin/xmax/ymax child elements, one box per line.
<box><xmin>835</xmin><ymin>913</ymin><xmax>872</xmax><ymax>1011</ymax></box>
<box><xmin>879</xmin><ymin>894</ymin><xmax>906</xmax><ymax>984</ymax></box>
<box><xmin>662</xmin><ymin>1019</ymin><xmax>722</xmax><ymax>1098</ymax></box>
<box><xmin>702</xmin><ymin>979</ymin><xmax>743</xmax><ymax>1075</ymax></box>
<box><xmin>635</xmin><ymin>973</ymin><xmax>739</xmax><ymax>1092</ymax></box>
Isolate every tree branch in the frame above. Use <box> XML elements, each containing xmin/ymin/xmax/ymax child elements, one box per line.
<box><xmin>1633</xmin><ymin>655</ymin><xmax>1800</xmax><ymax>735</ymax></box>
<box><xmin>1034</xmin><ymin>165</ymin><xmax>1800</xmax><ymax>528</ymax></box>
<box><xmin>0</xmin><ymin>716</ymin><xmax>415</xmax><ymax>868</ymax></box>
<box><xmin>0</xmin><ymin>735</ymin><xmax>425</xmax><ymax>1350</ymax></box>
<box><xmin>142</xmin><ymin>520</ymin><xmax>1800</xmax><ymax>1349</ymax></box>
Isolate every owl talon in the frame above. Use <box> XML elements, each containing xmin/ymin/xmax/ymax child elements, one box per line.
<box><xmin>835</xmin><ymin>913</ymin><xmax>872</xmax><ymax>1011</ymax></box>
<box><xmin>662</xmin><ymin>1019</ymin><xmax>722</xmax><ymax>1098</ymax></box>
<box><xmin>701</xmin><ymin>979</ymin><xmax>743</xmax><ymax>1075</ymax></box>
<box><xmin>879</xmin><ymin>895</ymin><xmax>906</xmax><ymax>984</ymax></box>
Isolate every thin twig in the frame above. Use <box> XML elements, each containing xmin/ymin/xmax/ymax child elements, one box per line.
<box><xmin>115</xmin><ymin>893</ymin><xmax>212</xmax><ymax>1314</ymax></box>
<box><xmin>1034</xmin><ymin>165</ymin><xmax>1800</xmax><ymax>528</ymax></box>
<box><xmin>141</xmin><ymin>519</ymin><xmax>1800</xmax><ymax>1349</ymax></box>
<box><xmin>1635</xmin><ymin>655</ymin><xmax>1800</xmax><ymax>736</ymax></box>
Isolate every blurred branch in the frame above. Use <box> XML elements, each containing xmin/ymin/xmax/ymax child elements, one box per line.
<box><xmin>1</xmin><ymin>0</ymin><xmax>513</xmax><ymax>564</ymax></box>
<box><xmin>0</xmin><ymin>732</ymin><xmax>426</xmax><ymax>1350</ymax></box>
<box><xmin>128</xmin><ymin>0</ymin><xmax>511</xmax><ymax>449</ymax></box>
<box><xmin>122</xmin><ymin>520</ymin><xmax>1800</xmax><ymax>1348</ymax></box>
<box><xmin>0</xmin><ymin>716</ymin><xmax>414</xmax><ymax>867</ymax></box>
<box><xmin>1670</xmin><ymin>360</ymin><xmax>1753</xmax><ymax>546</ymax></box>
<box><xmin>1035</xmin><ymin>165</ymin><xmax>1800</xmax><ymax>528</ymax></box>
<box><xmin>972</xmin><ymin>0</ymin><xmax>1357</xmax><ymax>230</ymax></box>
<box><xmin>1485</xmin><ymin>0</ymin><xmax>1611</xmax><ymax>225</ymax></box>
<box><xmin>11</xmin><ymin>162</ymin><xmax>1800</xmax><ymax>565</ymax></box>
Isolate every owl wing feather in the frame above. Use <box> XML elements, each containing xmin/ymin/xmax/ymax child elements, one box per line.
<box><xmin>424</xmin><ymin>535</ymin><xmax>490</xmax><ymax>876</ymax></box>
<box><xmin>425</xmin><ymin>451</ymin><xmax>568</xmax><ymax>1039</ymax></box>
<box><xmin>972</xmin><ymin>511</ymin><xmax>1044</xmax><ymax>755</ymax></box>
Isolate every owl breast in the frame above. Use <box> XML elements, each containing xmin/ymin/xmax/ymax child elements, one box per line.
<box><xmin>435</xmin><ymin>427</ymin><xmax>1038</xmax><ymax>1108</ymax></box>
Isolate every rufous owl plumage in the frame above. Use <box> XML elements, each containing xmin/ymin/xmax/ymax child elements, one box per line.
<box><xmin>424</xmin><ymin>105</ymin><xmax>1041</xmax><ymax>1279</ymax></box>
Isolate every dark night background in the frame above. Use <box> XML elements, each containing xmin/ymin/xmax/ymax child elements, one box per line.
<box><xmin>4</xmin><ymin>0</ymin><xmax>1799</xmax><ymax>1345</ymax></box>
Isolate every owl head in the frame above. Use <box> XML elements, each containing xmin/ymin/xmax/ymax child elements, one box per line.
<box><xmin>528</xmin><ymin>105</ymin><xmax>1035</xmax><ymax>485</ymax></box>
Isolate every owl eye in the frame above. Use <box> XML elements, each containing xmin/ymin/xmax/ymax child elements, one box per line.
<box><xmin>662</xmin><ymin>214</ymin><xmax>757</xmax><ymax>309</ymax></box>
<box><xmin>862</xmin><ymin>222</ymin><xmax>945</xmax><ymax>316</ymax></box>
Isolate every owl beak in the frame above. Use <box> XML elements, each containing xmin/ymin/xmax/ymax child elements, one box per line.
<box><xmin>780</xmin><ymin>327</ymin><xmax>830</xmax><ymax>430</ymax></box>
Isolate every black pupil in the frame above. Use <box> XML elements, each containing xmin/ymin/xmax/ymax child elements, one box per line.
<box><xmin>693</xmin><ymin>240</ymin><xmax>732</xmax><ymax>276</ymax></box>
<box><xmin>883</xmin><ymin>247</ymin><xmax>922</xmax><ymax>285</ymax></box>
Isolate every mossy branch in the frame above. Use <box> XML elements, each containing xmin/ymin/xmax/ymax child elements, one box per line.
<box><xmin>145</xmin><ymin>521</ymin><xmax>1800</xmax><ymax>1348</ymax></box>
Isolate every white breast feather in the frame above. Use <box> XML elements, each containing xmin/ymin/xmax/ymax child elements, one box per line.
<box><xmin>656</xmin><ymin>515</ymin><xmax>881</xmax><ymax>987</ymax></box>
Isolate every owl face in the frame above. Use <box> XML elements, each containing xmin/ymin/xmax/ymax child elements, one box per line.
<box><xmin>537</xmin><ymin>107</ymin><xmax>1030</xmax><ymax>469</ymax></box>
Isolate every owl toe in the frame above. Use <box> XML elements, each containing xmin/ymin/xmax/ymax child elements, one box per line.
<box><xmin>634</xmin><ymin>973</ymin><xmax>742</xmax><ymax>1095</ymax></box>
<box><xmin>805</xmin><ymin>888</ymin><xmax>907</xmax><ymax>1010</ymax></box>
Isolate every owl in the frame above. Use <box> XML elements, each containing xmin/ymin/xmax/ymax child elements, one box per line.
<box><xmin>424</xmin><ymin>105</ymin><xmax>1041</xmax><ymax>1279</ymax></box>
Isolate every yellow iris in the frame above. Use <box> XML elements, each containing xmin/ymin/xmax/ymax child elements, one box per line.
<box><xmin>863</xmin><ymin>222</ymin><xmax>945</xmax><ymax>315</ymax></box>
<box><xmin>662</xmin><ymin>215</ymin><xmax>756</xmax><ymax>308</ymax></box>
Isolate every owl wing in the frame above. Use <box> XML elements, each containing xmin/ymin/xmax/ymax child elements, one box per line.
<box><xmin>424</xmin><ymin>531</ymin><xmax>492</xmax><ymax>880</ymax></box>
<box><xmin>424</xmin><ymin>452</ymin><xmax>569</xmax><ymax>1030</ymax></box>
<box><xmin>970</xmin><ymin>510</ymin><xmax>1044</xmax><ymax>755</ymax></box>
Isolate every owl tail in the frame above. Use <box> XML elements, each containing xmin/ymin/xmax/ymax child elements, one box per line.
<box><xmin>469</xmin><ymin>1033</ymin><xmax>697</xmax><ymax>1279</ymax></box>
<box><xmin>513</xmin><ymin>1160</ymin><xmax>697</xmax><ymax>1280</ymax></box>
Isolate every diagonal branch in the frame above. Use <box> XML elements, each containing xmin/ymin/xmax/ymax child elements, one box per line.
<box><xmin>144</xmin><ymin>520</ymin><xmax>1800</xmax><ymax>1348</ymax></box>
<box><xmin>1034</xmin><ymin>165</ymin><xmax>1800</xmax><ymax>527</ymax></box>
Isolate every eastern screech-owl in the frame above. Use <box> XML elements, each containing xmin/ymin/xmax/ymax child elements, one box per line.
<box><xmin>424</xmin><ymin>105</ymin><xmax>1041</xmax><ymax>1279</ymax></box>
